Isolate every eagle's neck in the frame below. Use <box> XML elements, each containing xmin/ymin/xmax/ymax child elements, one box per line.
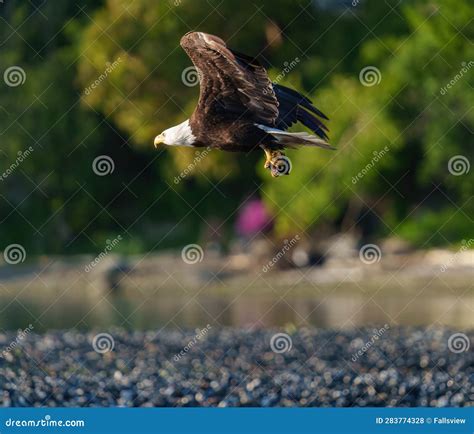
<box><xmin>165</xmin><ymin>119</ymin><xmax>196</xmax><ymax>147</ymax></box>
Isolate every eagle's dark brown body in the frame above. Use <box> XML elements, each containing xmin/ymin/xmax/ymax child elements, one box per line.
<box><xmin>189</xmin><ymin>119</ymin><xmax>270</xmax><ymax>152</ymax></box>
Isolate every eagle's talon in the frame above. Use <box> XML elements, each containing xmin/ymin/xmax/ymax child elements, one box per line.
<box><xmin>270</xmin><ymin>165</ymin><xmax>281</xmax><ymax>177</ymax></box>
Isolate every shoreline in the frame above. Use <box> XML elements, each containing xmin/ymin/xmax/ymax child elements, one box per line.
<box><xmin>0</xmin><ymin>247</ymin><xmax>473</xmax><ymax>296</ymax></box>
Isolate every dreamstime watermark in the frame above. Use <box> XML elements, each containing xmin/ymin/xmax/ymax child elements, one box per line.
<box><xmin>350</xmin><ymin>324</ymin><xmax>390</xmax><ymax>362</ymax></box>
<box><xmin>440</xmin><ymin>239</ymin><xmax>473</xmax><ymax>272</ymax></box>
<box><xmin>352</xmin><ymin>146</ymin><xmax>390</xmax><ymax>184</ymax></box>
<box><xmin>267</xmin><ymin>57</ymin><xmax>301</xmax><ymax>92</ymax></box>
<box><xmin>447</xmin><ymin>332</ymin><xmax>470</xmax><ymax>353</ymax></box>
<box><xmin>0</xmin><ymin>146</ymin><xmax>34</xmax><ymax>181</ymax></box>
<box><xmin>84</xmin><ymin>57</ymin><xmax>122</xmax><ymax>96</ymax></box>
<box><xmin>84</xmin><ymin>235</ymin><xmax>123</xmax><ymax>273</ymax></box>
<box><xmin>262</xmin><ymin>234</ymin><xmax>301</xmax><ymax>272</ymax></box>
<box><xmin>174</xmin><ymin>147</ymin><xmax>211</xmax><ymax>184</ymax></box>
<box><xmin>173</xmin><ymin>324</ymin><xmax>212</xmax><ymax>362</ymax></box>
<box><xmin>181</xmin><ymin>244</ymin><xmax>204</xmax><ymax>264</ymax></box>
<box><xmin>0</xmin><ymin>324</ymin><xmax>34</xmax><ymax>359</ymax></box>
<box><xmin>3</xmin><ymin>244</ymin><xmax>26</xmax><ymax>264</ymax></box>
<box><xmin>262</xmin><ymin>57</ymin><xmax>300</xmax><ymax>96</ymax></box>
<box><xmin>3</xmin><ymin>66</ymin><xmax>26</xmax><ymax>87</ymax></box>
<box><xmin>272</xmin><ymin>155</ymin><xmax>292</xmax><ymax>176</ymax></box>
<box><xmin>440</xmin><ymin>61</ymin><xmax>473</xmax><ymax>95</ymax></box>
<box><xmin>359</xmin><ymin>66</ymin><xmax>381</xmax><ymax>87</ymax></box>
<box><xmin>270</xmin><ymin>333</ymin><xmax>293</xmax><ymax>353</ymax></box>
<box><xmin>5</xmin><ymin>415</ymin><xmax>85</xmax><ymax>428</ymax></box>
<box><xmin>92</xmin><ymin>333</ymin><xmax>115</xmax><ymax>354</ymax></box>
<box><xmin>359</xmin><ymin>243</ymin><xmax>382</xmax><ymax>264</ymax></box>
<box><xmin>448</xmin><ymin>155</ymin><xmax>470</xmax><ymax>176</ymax></box>
<box><xmin>92</xmin><ymin>155</ymin><xmax>115</xmax><ymax>176</ymax></box>
<box><xmin>181</xmin><ymin>66</ymin><xmax>201</xmax><ymax>87</ymax></box>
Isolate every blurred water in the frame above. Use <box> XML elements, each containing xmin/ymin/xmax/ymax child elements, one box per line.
<box><xmin>0</xmin><ymin>290</ymin><xmax>472</xmax><ymax>332</ymax></box>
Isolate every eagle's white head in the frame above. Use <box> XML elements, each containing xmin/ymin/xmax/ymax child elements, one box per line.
<box><xmin>154</xmin><ymin>119</ymin><xmax>196</xmax><ymax>147</ymax></box>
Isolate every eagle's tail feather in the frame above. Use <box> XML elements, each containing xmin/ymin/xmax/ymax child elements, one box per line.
<box><xmin>256</xmin><ymin>125</ymin><xmax>334</xmax><ymax>150</ymax></box>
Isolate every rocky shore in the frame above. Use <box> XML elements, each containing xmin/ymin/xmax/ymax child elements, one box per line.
<box><xmin>0</xmin><ymin>327</ymin><xmax>472</xmax><ymax>407</ymax></box>
<box><xmin>1</xmin><ymin>246</ymin><xmax>473</xmax><ymax>299</ymax></box>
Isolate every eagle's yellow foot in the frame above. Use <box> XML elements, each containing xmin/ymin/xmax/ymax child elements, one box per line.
<box><xmin>263</xmin><ymin>148</ymin><xmax>273</xmax><ymax>170</ymax></box>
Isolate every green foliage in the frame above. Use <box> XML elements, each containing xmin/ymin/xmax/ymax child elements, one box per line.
<box><xmin>263</xmin><ymin>76</ymin><xmax>402</xmax><ymax>233</ymax></box>
<box><xmin>395</xmin><ymin>207</ymin><xmax>473</xmax><ymax>247</ymax></box>
<box><xmin>1</xmin><ymin>0</ymin><xmax>472</xmax><ymax>255</ymax></box>
<box><xmin>262</xmin><ymin>0</ymin><xmax>473</xmax><ymax>244</ymax></box>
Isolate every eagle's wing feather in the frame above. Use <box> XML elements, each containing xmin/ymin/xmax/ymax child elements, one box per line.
<box><xmin>273</xmin><ymin>84</ymin><xmax>329</xmax><ymax>141</ymax></box>
<box><xmin>180</xmin><ymin>32</ymin><xmax>279</xmax><ymax>126</ymax></box>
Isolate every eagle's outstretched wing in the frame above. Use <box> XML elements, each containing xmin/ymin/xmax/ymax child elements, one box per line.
<box><xmin>180</xmin><ymin>32</ymin><xmax>329</xmax><ymax>142</ymax></box>
<box><xmin>180</xmin><ymin>32</ymin><xmax>279</xmax><ymax>126</ymax></box>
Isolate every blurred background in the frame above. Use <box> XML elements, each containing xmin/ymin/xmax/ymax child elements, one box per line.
<box><xmin>0</xmin><ymin>0</ymin><xmax>474</xmax><ymax>328</ymax></box>
<box><xmin>0</xmin><ymin>0</ymin><xmax>472</xmax><ymax>407</ymax></box>
<box><xmin>1</xmin><ymin>0</ymin><xmax>472</xmax><ymax>251</ymax></box>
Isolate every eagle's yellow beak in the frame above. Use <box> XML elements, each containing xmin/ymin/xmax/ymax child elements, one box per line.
<box><xmin>154</xmin><ymin>134</ymin><xmax>164</xmax><ymax>148</ymax></box>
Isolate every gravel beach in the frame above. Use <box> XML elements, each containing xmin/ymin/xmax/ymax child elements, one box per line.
<box><xmin>0</xmin><ymin>327</ymin><xmax>472</xmax><ymax>407</ymax></box>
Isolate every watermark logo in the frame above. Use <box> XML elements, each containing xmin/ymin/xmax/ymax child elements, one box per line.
<box><xmin>3</xmin><ymin>244</ymin><xmax>26</xmax><ymax>264</ymax></box>
<box><xmin>84</xmin><ymin>57</ymin><xmax>122</xmax><ymax>96</ymax></box>
<box><xmin>448</xmin><ymin>155</ymin><xmax>470</xmax><ymax>176</ymax></box>
<box><xmin>0</xmin><ymin>324</ymin><xmax>34</xmax><ymax>359</ymax></box>
<box><xmin>264</xmin><ymin>57</ymin><xmax>301</xmax><ymax>95</ymax></box>
<box><xmin>440</xmin><ymin>61</ymin><xmax>474</xmax><ymax>95</ymax></box>
<box><xmin>359</xmin><ymin>66</ymin><xmax>381</xmax><ymax>87</ymax></box>
<box><xmin>0</xmin><ymin>146</ymin><xmax>34</xmax><ymax>182</ymax></box>
<box><xmin>272</xmin><ymin>155</ymin><xmax>292</xmax><ymax>176</ymax></box>
<box><xmin>92</xmin><ymin>333</ymin><xmax>115</xmax><ymax>354</ymax></box>
<box><xmin>181</xmin><ymin>244</ymin><xmax>204</xmax><ymax>264</ymax></box>
<box><xmin>359</xmin><ymin>243</ymin><xmax>382</xmax><ymax>264</ymax></box>
<box><xmin>262</xmin><ymin>234</ymin><xmax>300</xmax><ymax>272</ymax></box>
<box><xmin>447</xmin><ymin>333</ymin><xmax>470</xmax><ymax>353</ymax></box>
<box><xmin>174</xmin><ymin>147</ymin><xmax>211</xmax><ymax>184</ymax></box>
<box><xmin>5</xmin><ymin>415</ymin><xmax>85</xmax><ymax>428</ymax></box>
<box><xmin>181</xmin><ymin>66</ymin><xmax>201</xmax><ymax>87</ymax></box>
<box><xmin>270</xmin><ymin>333</ymin><xmax>293</xmax><ymax>353</ymax></box>
<box><xmin>92</xmin><ymin>155</ymin><xmax>115</xmax><ymax>176</ymax></box>
<box><xmin>352</xmin><ymin>146</ymin><xmax>390</xmax><ymax>184</ymax></box>
<box><xmin>84</xmin><ymin>235</ymin><xmax>123</xmax><ymax>272</ymax></box>
<box><xmin>351</xmin><ymin>324</ymin><xmax>390</xmax><ymax>362</ymax></box>
<box><xmin>440</xmin><ymin>239</ymin><xmax>473</xmax><ymax>272</ymax></box>
<box><xmin>173</xmin><ymin>324</ymin><xmax>212</xmax><ymax>362</ymax></box>
<box><xmin>3</xmin><ymin>66</ymin><xmax>26</xmax><ymax>87</ymax></box>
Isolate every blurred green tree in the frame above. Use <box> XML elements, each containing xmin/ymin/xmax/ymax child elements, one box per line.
<box><xmin>263</xmin><ymin>0</ymin><xmax>473</xmax><ymax>245</ymax></box>
<box><xmin>1</xmin><ymin>0</ymin><xmax>471</xmax><ymax>255</ymax></box>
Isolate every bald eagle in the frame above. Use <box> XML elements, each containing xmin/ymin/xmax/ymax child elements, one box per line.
<box><xmin>154</xmin><ymin>32</ymin><xmax>332</xmax><ymax>177</ymax></box>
